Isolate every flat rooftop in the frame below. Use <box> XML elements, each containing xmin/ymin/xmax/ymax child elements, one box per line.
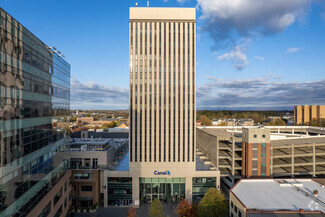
<box><xmin>199</xmin><ymin>128</ymin><xmax>242</xmax><ymax>141</ymax></box>
<box><xmin>198</xmin><ymin>128</ymin><xmax>325</xmax><ymax>146</ymax></box>
<box><xmin>232</xmin><ymin>179</ymin><xmax>325</xmax><ymax>212</ymax></box>
<box><xmin>272</xmin><ymin>137</ymin><xmax>325</xmax><ymax>147</ymax></box>
<box><xmin>114</xmin><ymin>151</ymin><xmax>129</xmax><ymax>171</ymax></box>
<box><xmin>196</xmin><ymin>153</ymin><xmax>213</xmax><ymax>171</ymax></box>
<box><xmin>70</xmin><ymin>138</ymin><xmax>111</xmax><ymax>146</ymax></box>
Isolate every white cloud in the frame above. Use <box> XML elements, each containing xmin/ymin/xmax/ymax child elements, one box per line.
<box><xmin>218</xmin><ymin>45</ymin><xmax>248</xmax><ymax>70</ymax></box>
<box><xmin>198</xmin><ymin>0</ymin><xmax>313</xmax><ymax>37</ymax></box>
<box><xmin>195</xmin><ymin>0</ymin><xmax>314</xmax><ymax>67</ymax></box>
<box><xmin>71</xmin><ymin>78</ymin><xmax>129</xmax><ymax>110</ymax></box>
<box><xmin>286</xmin><ymin>47</ymin><xmax>304</xmax><ymax>54</ymax></box>
<box><xmin>254</xmin><ymin>56</ymin><xmax>265</xmax><ymax>60</ymax></box>
<box><xmin>197</xmin><ymin>77</ymin><xmax>325</xmax><ymax>110</ymax></box>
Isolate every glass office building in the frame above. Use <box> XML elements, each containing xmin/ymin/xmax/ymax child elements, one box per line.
<box><xmin>0</xmin><ymin>7</ymin><xmax>71</xmax><ymax>217</ymax></box>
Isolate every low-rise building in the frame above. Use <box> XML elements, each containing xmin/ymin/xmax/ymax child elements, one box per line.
<box><xmin>68</xmin><ymin>138</ymin><xmax>128</xmax><ymax>211</ymax></box>
<box><xmin>238</xmin><ymin>119</ymin><xmax>254</xmax><ymax>126</ymax></box>
<box><xmin>268</xmin><ymin>116</ymin><xmax>282</xmax><ymax>122</ymax></box>
<box><xmin>230</xmin><ymin>179</ymin><xmax>325</xmax><ymax>217</ymax></box>
<box><xmin>71</xmin><ymin>170</ymin><xmax>102</xmax><ymax>211</ymax></box>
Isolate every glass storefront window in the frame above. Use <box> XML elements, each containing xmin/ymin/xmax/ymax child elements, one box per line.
<box><xmin>107</xmin><ymin>177</ymin><xmax>132</xmax><ymax>206</ymax></box>
<box><xmin>192</xmin><ymin>177</ymin><xmax>216</xmax><ymax>203</ymax></box>
<box><xmin>139</xmin><ymin>177</ymin><xmax>185</xmax><ymax>203</ymax></box>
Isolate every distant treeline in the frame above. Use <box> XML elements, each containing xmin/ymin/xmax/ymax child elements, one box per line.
<box><xmin>197</xmin><ymin>110</ymin><xmax>292</xmax><ymax>124</ymax></box>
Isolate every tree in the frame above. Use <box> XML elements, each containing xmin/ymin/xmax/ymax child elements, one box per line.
<box><xmin>127</xmin><ymin>207</ymin><xmax>136</xmax><ymax>217</ymax></box>
<box><xmin>111</xmin><ymin>121</ymin><xmax>118</xmax><ymax>128</ymax></box>
<box><xmin>198</xmin><ymin>188</ymin><xmax>228</xmax><ymax>217</ymax></box>
<box><xmin>309</xmin><ymin>118</ymin><xmax>325</xmax><ymax>127</ymax></box>
<box><xmin>267</xmin><ymin>118</ymin><xmax>286</xmax><ymax>126</ymax></box>
<box><xmin>150</xmin><ymin>198</ymin><xmax>164</xmax><ymax>217</ymax></box>
<box><xmin>102</xmin><ymin>121</ymin><xmax>118</xmax><ymax>129</ymax></box>
<box><xmin>85</xmin><ymin>113</ymin><xmax>91</xmax><ymax>117</ymax></box>
<box><xmin>198</xmin><ymin>115</ymin><xmax>212</xmax><ymax>126</ymax></box>
<box><xmin>176</xmin><ymin>198</ymin><xmax>198</xmax><ymax>217</ymax></box>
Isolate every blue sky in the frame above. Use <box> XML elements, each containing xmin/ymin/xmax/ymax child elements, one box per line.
<box><xmin>2</xmin><ymin>0</ymin><xmax>325</xmax><ymax>110</ymax></box>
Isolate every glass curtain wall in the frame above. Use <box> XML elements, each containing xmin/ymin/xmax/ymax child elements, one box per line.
<box><xmin>192</xmin><ymin>177</ymin><xmax>216</xmax><ymax>202</ymax></box>
<box><xmin>0</xmin><ymin>8</ymin><xmax>70</xmax><ymax>217</ymax></box>
<box><xmin>107</xmin><ymin>178</ymin><xmax>132</xmax><ymax>206</ymax></box>
<box><xmin>139</xmin><ymin>177</ymin><xmax>185</xmax><ymax>203</ymax></box>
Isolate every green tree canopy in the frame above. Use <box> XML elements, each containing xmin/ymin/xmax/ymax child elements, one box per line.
<box><xmin>150</xmin><ymin>198</ymin><xmax>164</xmax><ymax>217</ymax></box>
<box><xmin>266</xmin><ymin>118</ymin><xmax>286</xmax><ymax>126</ymax></box>
<box><xmin>198</xmin><ymin>188</ymin><xmax>228</xmax><ymax>217</ymax></box>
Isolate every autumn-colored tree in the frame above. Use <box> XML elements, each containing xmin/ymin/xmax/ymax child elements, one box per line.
<box><xmin>198</xmin><ymin>188</ymin><xmax>228</xmax><ymax>217</ymax></box>
<box><xmin>149</xmin><ymin>198</ymin><xmax>164</xmax><ymax>217</ymax></box>
<box><xmin>111</xmin><ymin>121</ymin><xmax>118</xmax><ymax>128</ymax></box>
<box><xmin>85</xmin><ymin>113</ymin><xmax>91</xmax><ymax>117</ymax></box>
<box><xmin>198</xmin><ymin>115</ymin><xmax>212</xmax><ymax>126</ymax></box>
<box><xmin>127</xmin><ymin>207</ymin><xmax>136</xmax><ymax>217</ymax></box>
<box><xmin>102</xmin><ymin>121</ymin><xmax>118</xmax><ymax>129</ymax></box>
<box><xmin>175</xmin><ymin>198</ymin><xmax>198</xmax><ymax>217</ymax></box>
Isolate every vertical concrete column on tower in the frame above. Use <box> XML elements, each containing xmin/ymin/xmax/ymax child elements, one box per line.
<box><xmin>132</xmin><ymin>177</ymin><xmax>140</xmax><ymax>206</ymax></box>
<box><xmin>185</xmin><ymin>177</ymin><xmax>193</xmax><ymax>201</ymax></box>
<box><xmin>292</xmin><ymin>129</ymin><xmax>295</xmax><ymax>134</ymax></box>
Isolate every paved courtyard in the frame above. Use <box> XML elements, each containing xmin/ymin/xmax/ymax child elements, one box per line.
<box><xmin>74</xmin><ymin>203</ymin><xmax>178</xmax><ymax>217</ymax></box>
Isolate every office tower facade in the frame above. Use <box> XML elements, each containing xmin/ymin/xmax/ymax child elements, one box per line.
<box><xmin>0</xmin><ymin>8</ymin><xmax>71</xmax><ymax>217</ymax></box>
<box><xmin>126</xmin><ymin>7</ymin><xmax>219</xmax><ymax>205</ymax></box>
<box><xmin>295</xmin><ymin>105</ymin><xmax>325</xmax><ymax>125</ymax></box>
<box><xmin>129</xmin><ymin>7</ymin><xmax>196</xmax><ymax>166</ymax></box>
